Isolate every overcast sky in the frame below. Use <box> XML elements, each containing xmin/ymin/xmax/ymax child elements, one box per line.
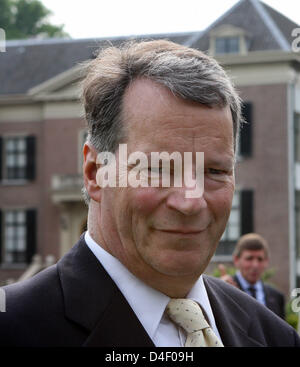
<box><xmin>40</xmin><ymin>0</ymin><xmax>300</xmax><ymax>39</ymax></box>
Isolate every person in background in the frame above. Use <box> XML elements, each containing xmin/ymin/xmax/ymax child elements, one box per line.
<box><xmin>219</xmin><ymin>233</ymin><xmax>285</xmax><ymax>319</ymax></box>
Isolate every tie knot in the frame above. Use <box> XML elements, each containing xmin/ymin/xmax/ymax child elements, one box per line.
<box><xmin>248</xmin><ymin>285</ymin><xmax>257</xmax><ymax>298</ymax></box>
<box><xmin>166</xmin><ymin>299</ymin><xmax>209</xmax><ymax>334</ymax></box>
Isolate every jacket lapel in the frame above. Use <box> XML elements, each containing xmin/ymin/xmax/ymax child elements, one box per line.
<box><xmin>203</xmin><ymin>275</ymin><xmax>264</xmax><ymax>347</ymax></box>
<box><xmin>83</xmin><ymin>286</ymin><xmax>155</xmax><ymax>347</ymax></box>
<box><xmin>57</xmin><ymin>235</ymin><xmax>154</xmax><ymax>347</ymax></box>
<box><xmin>263</xmin><ymin>285</ymin><xmax>275</xmax><ymax>310</ymax></box>
<box><xmin>233</xmin><ymin>274</ymin><xmax>243</xmax><ymax>290</ymax></box>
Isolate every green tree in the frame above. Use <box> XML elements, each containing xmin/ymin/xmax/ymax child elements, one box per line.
<box><xmin>0</xmin><ymin>0</ymin><xmax>69</xmax><ymax>40</ymax></box>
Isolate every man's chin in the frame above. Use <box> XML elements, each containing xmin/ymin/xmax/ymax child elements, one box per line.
<box><xmin>246</xmin><ymin>275</ymin><xmax>260</xmax><ymax>284</ymax></box>
<box><xmin>145</xmin><ymin>249</ymin><xmax>213</xmax><ymax>278</ymax></box>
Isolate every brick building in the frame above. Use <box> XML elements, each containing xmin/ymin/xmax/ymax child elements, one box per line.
<box><xmin>0</xmin><ymin>0</ymin><xmax>299</xmax><ymax>297</ymax></box>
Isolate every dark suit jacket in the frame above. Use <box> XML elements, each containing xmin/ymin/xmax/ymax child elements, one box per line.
<box><xmin>0</xmin><ymin>235</ymin><xmax>299</xmax><ymax>347</ymax></box>
<box><xmin>233</xmin><ymin>274</ymin><xmax>285</xmax><ymax>319</ymax></box>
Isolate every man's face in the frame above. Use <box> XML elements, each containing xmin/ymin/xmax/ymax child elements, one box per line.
<box><xmin>97</xmin><ymin>78</ymin><xmax>235</xmax><ymax>286</ymax></box>
<box><xmin>234</xmin><ymin>250</ymin><xmax>269</xmax><ymax>284</ymax></box>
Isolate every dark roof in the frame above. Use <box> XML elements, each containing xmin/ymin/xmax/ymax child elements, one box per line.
<box><xmin>261</xmin><ymin>1</ymin><xmax>299</xmax><ymax>46</ymax></box>
<box><xmin>190</xmin><ymin>0</ymin><xmax>299</xmax><ymax>52</ymax></box>
<box><xmin>0</xmin><ymin>32</ymin><xmax>195</xmax><ymax>96</ymax></box>
<box><xmin>0</xmin><ymin>38</ymin><xmax>97</xmax><ymax>95</ymax></box>
<box><xmin>0</xmin><ymin>0</ymin><xmax>298</xmax><ymax>96</ymax></box>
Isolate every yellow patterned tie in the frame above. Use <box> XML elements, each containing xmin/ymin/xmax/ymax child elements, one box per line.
<box><xmin>166</xmin><ymin>299</ymin><xmax>224</xmax><ymax>347</ymax></box>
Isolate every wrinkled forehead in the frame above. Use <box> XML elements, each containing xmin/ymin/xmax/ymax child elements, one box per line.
<box><xmin>240</xmin><ymin>249</ymin><xmax>269</xmax><ymax>260</ymax></box>
<box><xmin>121</xmin><ymin>78</ymin><xmax>234</xmax><ymax>160</ymax></box>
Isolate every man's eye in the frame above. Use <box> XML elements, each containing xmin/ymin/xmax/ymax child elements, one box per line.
<box><xmin>208</xmin><ymin>168</ymin><xmax>224</xmax><ymax>175</ymax></box>
<box><xmin>206</xmin><ymin>168</ymin><xmax>231</xmax><ymax>182</ymax></box>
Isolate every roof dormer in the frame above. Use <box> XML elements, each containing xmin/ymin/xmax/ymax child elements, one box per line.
<box><xmin>209</xmin><ymin>24</ymin><xmax>250</xmax><ymax>56</ymax></box>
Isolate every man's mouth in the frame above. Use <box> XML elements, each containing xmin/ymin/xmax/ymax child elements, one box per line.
<box><xmin>156</xmin><ymin>228</ymin><xmax>205</xmax><ymax>235</ymax></box>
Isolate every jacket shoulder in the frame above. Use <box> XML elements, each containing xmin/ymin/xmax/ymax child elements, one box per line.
<box><xmin>2</xmin><ymin>264</ymin><xmax>60</xmax><ymax>311</ymax></box>
<box><xmin>264</xmin><ymin>282</ymin><xmax>285</xmax><ymax>298</ymax></box>
<box><xmin>0</xmin><ymin>264</ymin><xmax>85</xmax><ymax>346</ymax></box>
<box><xmin>0</xmin><ymin>265</ymin><xmax>59</xmax><ymax>342</ymax></box>
<box><xmin>203</xmin><ymin>275</ymin><xmax>300</xmax><ymax>346</ymax></box>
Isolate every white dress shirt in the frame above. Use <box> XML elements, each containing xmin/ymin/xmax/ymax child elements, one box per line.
<box><xmin>84</xmin><ymin>231</ymin><xmax>222</xmax><ymax>346</ymax></box>
<box><xmin>235</xmin><ymin>271</ymin><xmax>266</xmax><ymax>305</ymax></box>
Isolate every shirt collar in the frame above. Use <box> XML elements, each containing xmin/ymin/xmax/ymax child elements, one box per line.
<box><xmin>84</xmin><ymin>231</ymin><xmax>169</xmax><ymax>340</ymax></box>
<box><xmin>236</xmin><ymin>270</ymin><xmax>263</xmax><ymax>290</ymax></box>
<box><xmin>187</xmin><ymin>275</ymin><xmax>220</xmax><ymax>334</ymax></box>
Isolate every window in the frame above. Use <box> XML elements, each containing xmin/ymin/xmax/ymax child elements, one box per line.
<box><xmin>3</xmin><ymin>210</ymin><xmax>27</xmax><ymax>264</ymax></box>
<box><xmin>294</xmin><ymin>114</ymin><xmax>300</xmax><ymax>162</ymax></box>
<box><xmin>78</xmin><ymin>129</ymin><xmax>88</xmax><ymax>172</ymax></box>
<box><xmin>4</xmin><ymin>137</ymin><xmax>27</xmax><ymax>180</ymax></box>
<box><xmin>0</xmin><ymin>209</ymin><xmax>36</xmax><ymax>265</ymax></box>
<box><xmin>0</xmin><ymin>135</ymin><xmax>36</xmax><ymax>182</ymax></box>
<box><xmin>222</xmin><ymin>193</ymin><xmax>241</xmax><ymax>241</ymax></box>
<box><xmin>215</xmin><ymin>189</ymin><xmax>254</xmax><ymax>257</ymax></box>
<box><xmin>215</xmin><ymin>36</ymin><xmax>240</xmax><ymax>54</ymax></box>
<box><xmin>209</xmin><ymin>25</ymin><xmax>249</xmax><ymax>56</ymax></box>
<box><xmin>238</xmin><ymin>102</ymin><xmax>253</xmax><ymax>158</ymax></box>
<box><xmin>295</xmin><ymin>191</ymin><xmax>300</xmax><ymax>258</ymax></box>
<box><xmin>216</xmin><ymin>192</ymin><xmax>241</xmax><ymax>256</ymax></box>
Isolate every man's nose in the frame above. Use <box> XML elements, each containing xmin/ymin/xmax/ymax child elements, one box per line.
<box><xmin>250</xmin><ymin>259</ymin><xmax>260</xmax><ymax>268</ymax></box>
<box><xmin>165</xmin><ymin>186</ymin><xmax>207</xmax><ymax>216</ymax></box>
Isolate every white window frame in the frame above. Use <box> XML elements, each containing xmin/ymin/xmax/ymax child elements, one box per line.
<box><xmin>1</xmin><ymin>134</ymin><xmax>29</xmax><ymax>185</ymax></box>
<box><xmin>2</xmin><ymin>209</ymin><xmax>27</xmax><ymax>266</ymax></box>
<box><xmin>213</xmin><ymin>190</ymin><xmax>241</xmax><ymax>261</ymax></box>
<box><xmin>209</xmin><ymin>24</ymin><xmax>250</xmax><ymax>56</ymax></box>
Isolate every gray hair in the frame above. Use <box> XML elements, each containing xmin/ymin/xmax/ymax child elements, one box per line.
<box><xmin>81</xmin><ymin>39</ymin><xmax>242</xmax><ymax>204</ymax></box>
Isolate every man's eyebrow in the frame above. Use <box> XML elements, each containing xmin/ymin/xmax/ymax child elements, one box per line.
<box><xmin>131</xmin><ymin>153</ymin><xmax>235</xmax><ymax>166</ymax></box>
<box><xmin>205</xmin><ymin>156</ymin><xmax>234</xmax><ymax>168</ymax></box>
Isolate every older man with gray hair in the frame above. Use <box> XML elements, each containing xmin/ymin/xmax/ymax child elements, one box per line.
<box><xmin>0</xmin><ymin>40</ymin><xmax>299</xmax><ymax>347</ymax></box>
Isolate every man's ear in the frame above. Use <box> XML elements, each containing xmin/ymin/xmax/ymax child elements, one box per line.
<box><xmin>83</xmin><ymin>142</ymin><xmax>101</xmax><ymax>202</ymax></box>
<box><xmin>233</xmin><ymin>255</ymin><xmax>239</xmax><ymax>268</ymax></box>
<box><xmin>264</xmin><ymin>257</ymin><xmax>269</xmax><ymax>269</ymax></box>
